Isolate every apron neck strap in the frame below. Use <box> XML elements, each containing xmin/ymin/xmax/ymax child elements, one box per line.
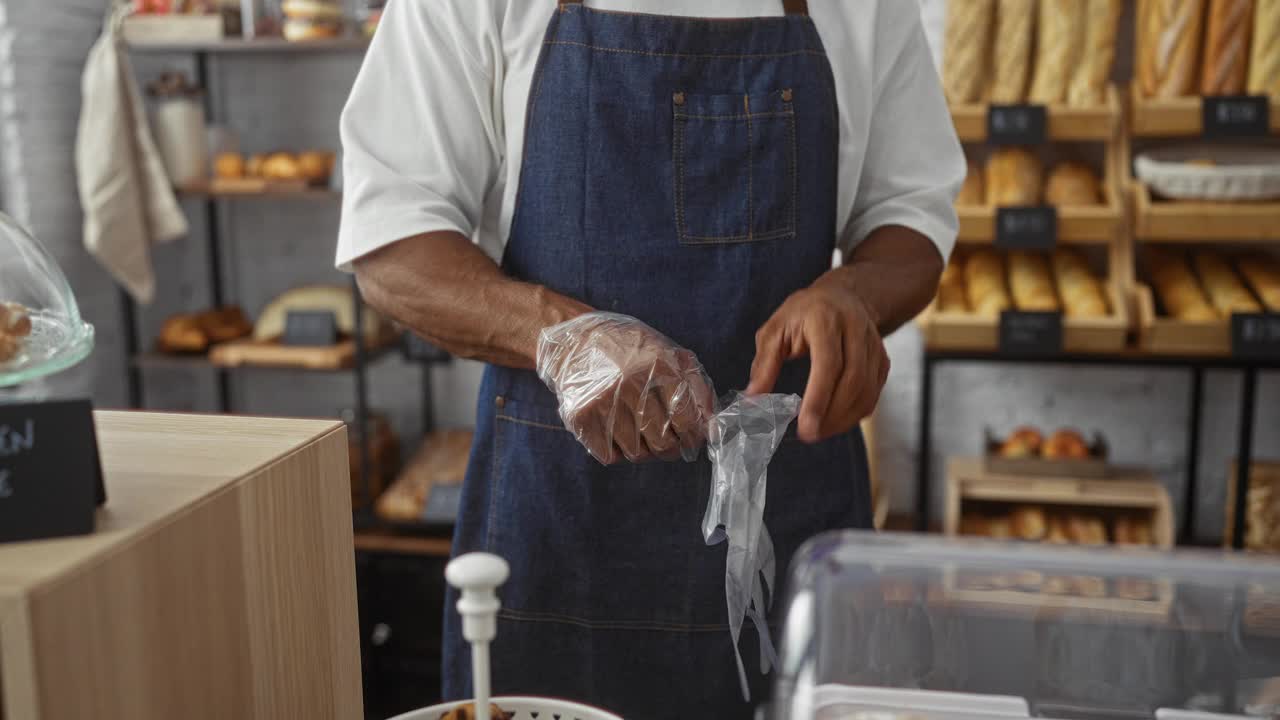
<box><xmin>557</xmin><ymin>0</ymin><xmax>810</xmax><ymax>16</ymax></box>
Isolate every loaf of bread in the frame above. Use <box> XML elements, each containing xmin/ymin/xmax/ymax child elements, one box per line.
<box><xmin>990</xmin><ymin>0</ymin><xmax>1036</xmax><ymax>103</ymax></box>
<box><xmin>1201</xmin><ymin>0</ymin><xmax>1254</xmax><ymax>94</ymax></box>
<box><xmin>1248</xmin><ymin>0</ymin><xmax>1280</xmax><ymax>97</ymax></box>
<box><xmin>986</xmin><ymin>148</ymin><xmax>1043</xmax><ymax>205</ymax></box>
<box><xmin>1000</xmin><ymin>426</ymin><xmax>1044</xmax><ymax>457</ymax></box>
<box><xmin>1237</xmin><ymin>253</ymin><xmax>1280</xmax><ymax>311</ymax></box>
<box><xmin>1137</xmin><ymin>0</ymin><xmax>1207</xmax><ymax>98</ymax></box>
<box><xmin>1045</xmin><ymin>514</ymin><xmax>1071</xmax><ymax>543</ymax></box>
<box><xmin>1068</xmin><ymin>0</ymin><xmax>1124</xmax><ymax>106</ymax></box>
<box><xmin>1029</xmin><ymin>0</ymin><xmax>1088</xmax><ymax>104</ymax></box>
<box><xmin>957</xmin><ymin>160</ymin><xmax>986</xmax><ymax>206</ymax></box>
<box><xmin>1194</xmin><ymin>250</ymin><xmax>1262</xmax><ymax>314</ymax></box>
<box><xmin>1066</xmin><ymin>514</ymin><xmax>1109</xmax><ymax>544</ymax></box>
<box><xmin>1045</xmin><ymin>162</ymin><xmax>1103</xmax><ymax>205</ymax></box>
<box><xmin>965</xmin><ymin>249</ymin><xmax>1012</xmax><ymax>317</ymax></box>
<box><xmin>1044</xmin><ymin>428</ymin><xmax>1091</xmax><ymax>459</ymax></box>
<box><xmin>938</xmin><ymin>257</ymin><xmax>969</xmax><ymax>312</ymax></box>
<box><xmin>1012</xmin><ymin>506</ymin><xmax>1048</xmax><ymax>541</ymax></box>
<box><xmin>1009</xmin><ymin>251</ymin><xmax>1061</xmax><ymax>311</ymax></box>
<box><xmin>1149</xmin><ymin>249</ymin><xmax>1219</xmax><ymax>320</ymax></box>
<box><xmin>1051</xmin><ymin>248</ymin><xmax>1110</xmax><ymax>317</ymax></box>
<box><xmin>943</xmin><ymin>0</ymin><xmax>995</xmax><ymax>103</ymax></box>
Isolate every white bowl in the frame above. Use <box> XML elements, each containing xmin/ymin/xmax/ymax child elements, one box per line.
<box><xmin>1135</xmin><ymin>144</ymin><xmax>1280</xmax><ymax>201</ymax></box>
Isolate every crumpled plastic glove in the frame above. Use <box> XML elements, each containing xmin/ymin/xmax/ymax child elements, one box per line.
<box><xmin>537</xmin><ymin>312</ymin><xmax>716</xmax><ymax>464</ymax></box>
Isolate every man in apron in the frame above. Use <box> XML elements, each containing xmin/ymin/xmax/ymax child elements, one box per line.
<box><xmin>338</xmin><ymin>1</ymin><xmax>963</xmax><ymax>716</ymax></box>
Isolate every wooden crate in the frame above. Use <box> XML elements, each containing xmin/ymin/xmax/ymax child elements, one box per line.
<box><xmin>944</xmin><ymin>457</ymin><xmax>1174</xmax><ymax>548</ymax></box>
<box><xmin>1224</xmin><ymin>459</ymin><xmax>1280</xmax><ymax>552</ymax></box>
<box><xmin>1129</xmin><ymin>84</ymin><xmax>1280</xmax><ymax>138</ymax></box>
<box><xmin>1133</xmin><ymin>282</ymin><xmax>1231</xmax><ymax>355</ymax></box>
<box><xmin>950</xmin><ymin>86</ymin><xmax>1122</xmax><ymax>142</ymax></box>
<box><xmin>1132</xmin><ymin>183</ymin><xmax>1280</xmax><ymax>242</ymax></box>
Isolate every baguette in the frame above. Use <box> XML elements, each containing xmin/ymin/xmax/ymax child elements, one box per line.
<box><xmin>1201</xmin><ymin>0</ymin><xmax>1254</xmax><ymax>95</ymax></box>
<box><xmin>1009</xmin><ymin>251</ymin><xmax>1061</xmax><ymax>312</ymax></box>
<box><xmin>944</xmin><ymin>0</ymin><xmax>996</xmax><ymax>104</ymax></box>
<box><xmin>1248</xmin><ymin>0</ymin><xmax>1280</xmax><ymax>97</ymax></box>
<box><xmin>1068</xmin><ymin>0</ymin><xmax>1124</xmax><ymax>106</ymax></box>
<box><xmin>1193</xmin><ymin>250</ymin><xmax>1262</xmax><ymax>314</ymax></box>
<box><xmin>1137</xmin><ymin>0</ymin><xmax>1207</xmax><ymax>98</ymax></box>
<box><xmin>991</xmin><ymin>0</ymin><xmax>1036</xmax><ymax>103</ymax></box>
<box><xmin>1237</xmin><ymin>253</ymin><xmax>1280</xmax><ymax>311</ymax></box>
<box><xmin>965</xmin><ymin>249</ymin><xmax>1012</xmax><ymax>317</ymax></box>
<box><xmin>1045</xmin><ymin>162</ymin><xmax>1103</xmax><ymax>206</ymax></box>
<box><xmin>1051</xmin><ymin>248</ymin><xmax>1109</xmax><ymax>317</ymax></box>
<box><xmin>986</xmin><ymin>148</ymin><xmax>1043</xmax><ymax>205</ymax></box>
<box><xmin>1029</xmin><ymin>0</ymin><xmax>1088</xmax><ymax>104</ymax></box>
<box><xmin>1149</xmin><ymin>249</ymin><xmax>1218</xmax><ymax>320</ymax></box>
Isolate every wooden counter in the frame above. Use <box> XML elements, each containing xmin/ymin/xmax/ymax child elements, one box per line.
<box><xmin>0</xmin><ymin>411</ymin><xmax>362</xmax><ymax>719</ymax></box>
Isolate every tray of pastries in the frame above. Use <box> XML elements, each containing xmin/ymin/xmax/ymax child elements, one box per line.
<box><xmin>986</xmin><ymin>426</ymin><xmax>1107</xmax><ymax>478</ymax></box>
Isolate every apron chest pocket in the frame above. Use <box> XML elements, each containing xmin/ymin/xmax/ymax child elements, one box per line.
<box><xmin>673</xmin><ymin>89</ymin><xmax>797</xmax><ymax>246</ymax></box>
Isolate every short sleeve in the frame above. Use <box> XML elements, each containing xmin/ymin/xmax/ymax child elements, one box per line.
<box><xmin>336</xmin><ymin>0</ymin><xmax>503</xmax><ymax>270</ymax></box>
<box><xmin>841</xmin><ymin>3</ymin><xmax>964</xmax><ymax>262</ymax></box>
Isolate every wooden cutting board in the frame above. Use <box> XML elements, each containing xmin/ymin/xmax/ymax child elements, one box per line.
<box><xmin>209</xmin><ymin>338</ymin><xmax>359</xmax><ymax>369</ymax></box>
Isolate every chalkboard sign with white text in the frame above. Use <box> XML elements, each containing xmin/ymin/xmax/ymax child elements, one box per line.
<box><xmin>1000</xmin><ymin>311</ymin><xmax>1063</xmax><ymax>356</ymax></box>
<box><xmin>0</xmin><ymin>399</ymin><xmax>103</xmax><ymax>543</ymax></box>
<box><xmin>996</xmin><ymin>206</ymin><xmax>1058</xmax><ymax>250</ymax></box>
<box><xmin>1203</xmin><ymin>96</ymin><xmax>1270</xmax><ymax>138</ymax></box>
<box><xmin>283</xmin><ymin>311</ymin><xmax>339</xmax><ymax>346</ymax></box>
<box><xmin>988</xmin><ymin>104</ymin><xmax>1047</xmax><ymax>145</ymax></box>
<box><xmin>1232</xmin><ymin>313</ymin><xmax>1280</xmax><ymax>359</ymax></box>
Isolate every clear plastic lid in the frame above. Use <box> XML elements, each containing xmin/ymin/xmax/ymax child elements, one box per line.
<box><xmin>772</xmin><ymin>532</ymin><xmax>1280</xmax><ymax>720</ymax></box>
<box><xmin>0</xmin><ymin>213</ymin><xmax>94</xmax><ymax>388</ymax></box>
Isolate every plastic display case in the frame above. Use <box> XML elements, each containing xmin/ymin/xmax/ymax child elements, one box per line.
<box><xmin>0</xmin><ymin>213</ymin><xmax>94</xmax><ymax>388</ymax></box>
<box><xmin>772</xmin><ymin>532</ymin><xmax>1280</xmax><ymax>720</ymax></box>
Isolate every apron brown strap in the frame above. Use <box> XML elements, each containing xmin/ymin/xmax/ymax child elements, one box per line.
<box><xmin>558</xmin><ymin>0</ymin><xmax>809</xmax><ymax>15</ymax></box>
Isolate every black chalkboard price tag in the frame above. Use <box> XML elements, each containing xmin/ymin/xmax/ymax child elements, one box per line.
<box><xmin>999</xmin><ymin>311</ymin><xmax>1063</xmax><ymax>356</ymax></box>
<box><xmin>988</xmin><ymin>104</ymin><xmax>1048</xmax><ymax>145</ymax></box>
<box><xmin>402</xmin><ymin>332</ymin><xmax>451</xmax><ymax>364</ymax></box>
<box><xmin>1203</xmin><ymin>95</ymin><xmax>1270</xmax><ymax>138</ymax></box>
<box><xmin>283</xmin><ymin>310</ymin><xmax>339</xmax><ymax>346</ymax></box>
<box><xmin>995</xmin><ymin>206</ymin><xmax>1058</xmax><ymax>250</ymax></box>
<box><xmin>0</xmin><ymin>399</ymin><xmax>103</xmax><ymax>544</ymax></box>
<box><xmin>1231</xmin><ymin>313</ymin><xmax>1280</xmax><ymax>359</ymax></box>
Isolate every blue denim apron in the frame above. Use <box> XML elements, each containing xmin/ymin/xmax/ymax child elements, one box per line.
<box><xmin>444</xmin><ymin>2</ymin><xmax>871</xmax><ymax>716</ymax></box>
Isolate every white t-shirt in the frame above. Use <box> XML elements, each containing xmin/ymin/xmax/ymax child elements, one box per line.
<box><xmin>336</xmin><ymin>0</ymin><xmax>964</xmax><ymax>270</ymax></box>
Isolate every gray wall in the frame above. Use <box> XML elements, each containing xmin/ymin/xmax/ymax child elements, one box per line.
<box><xmin>9</xmin><ymin>0</ymin><xmax>1278</xmax><ymax>543</ymax></box>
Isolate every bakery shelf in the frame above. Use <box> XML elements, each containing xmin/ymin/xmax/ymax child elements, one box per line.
<box><xmin>128</xmin><ymin>36</ymin><xmax>370</xmax><ymax>54</ymax></box>
<box><xmin>949</xmin><ymin>86</ymin><xmax>1122</xmax><ymax>143</ymax></box>
<box><xmin>133</xmin><ymin>340</ymin><xmax>397</xmax><ymax>372</ymax></box>
<box><xmin>956</xmin><ymin>203</ymin><xmax>1123</xmax><ymax>244</ymax></box>
<box><xmin>1132</xmin><ymin>283</ymin><xmax>1232</xmax><ymax>356</ymax></box>
<box><xmin>176</xmin><ymin>181</ymin><xmax>340</xmax><ymax>200</ymax></box>
<box><xmin>1129</xmin><ymin>86</ymin><xmax>1280</xmax><ymax>138</ymax></box>
<box><xmin>1132</xmin><ymin>183</ymin><xmax>1280</xmax><ymax>242</ymax></box>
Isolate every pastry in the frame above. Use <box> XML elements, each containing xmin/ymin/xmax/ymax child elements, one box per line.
<box><xmin>260</xmin><ymin>153</ymin><xmax>303</xmax><ymax>181</ymax></box>
<box><xmin>1201</xmin><ymin>0</ymin><xmax>1254</xmax><ymax>94</ymax></box>
<box><xmin>253</xmin><ymin>285</ymin><xmax>386</xmax><ymax>343</ymax></box>
<box><xmin>986</xmin><ymin>516</ymin><xmax>1013</xmax><ymax>539</ymax></box>
<box><xmin>1137</xmin><ymin>0</ymin><xmax>1207</xmax><ymax>98</ymax></box>
<box><xmin>297</xmin><ymin>150</ymin><xmax>336</xmax><ymax>184</ymax></box>
<box><xmin>246</xmin><ymin>154</ymin><xmax>266</xmax><ymax>178</ymax></box>
<box><xmin>1043</xmin><ymin>428</ymin><xmax>1090</xmax><ymax>459</ymax></box>
<box><xmin>1193</xmin><ymin>250</ymin><xmax>1262</xmax><ymax>315</ymax></box>
<box><xmin>1029</xmin><ymin>0</ymin><xmax>1088</xmax><ymax>104</ymax></box>
<box><xmin>1045</xmin><ymin>162</ymin><xmax>1102</xmax><ymax>206</ymax></box>
<box><xmin>1247</xmin><ymin>0</ymin><xmax>1280</xmax><ymax>97</ymax></box>
<box><xmin>957</xmin><ymin>160</ymin><xmax>985</xmax><ymax>206</ymax></box>
<box><xmin>0</xmin><ymin>302</ymin><xmax>31</xmax><ymax>338</ymax></box>
<box><xmin>986</xmin><ymin>148</ymin><xmax>1043</xmax><ymax>205</ymax></box>
<box><xmin>281</xmin><ymin>0</ymin><xmax>344</xmax><ymax>41</ymax></box>
<box><xmin>196</xmin><ymin>306</ymin><xmax>253</xmax><ymax>344</ymax></box>
<box><xmin>1051</xmin><ymin>248</ymin><xmax>1109</xmax><ymax>318</ymax></box>
<box><xmin>1149</xmin><ymin>249</ymin><xmax>1219</xmax><ymax>320</ymax></box>
<box><xmin>157</xmin><ymin>314</ymin><xmax>209</xmax><ymax>353</ymax></box>
<box><xmin>990</xmin><ymin>0</ymin><xmax>1035</xmax><ymax>104</ymax></box>
<box><xmin>1066</xmin><ymin>514</ymin><xmax>1109</xmax><ymax>544</ymax></box>
<box><xmin>440</xmin><ymin>703</ymin><xmax>514</xmax><ymax>720</ymax></box>
<box><xmin>1000</xmin><ymin>426</ymin><xmax>1044</xmax><ymax>457</ymax></box>
<box><xmin>1045</xmin><ymin>515</ymin><xmax>1071</xmax><ymax>544</ymax></box>
<box><xmin>1237</xmin><ymin>253</ymin><xmax>1280</xmax><ymax>311</ymax></box>
<box><xmin>965</xmin><ymin>249</ymin><xmax>1012</xmax><ymax>317</ymax></box>
<box><xmin>1009</xmin><ymin>251</ymin><xmax>1061</xmax><ymax>312</ymax></box>
<box><xmin>214</xmin><ymin>152</ymin><xmax>245</xmax><ymax>180</ymax></box>
<box><xmin>1012</xmin><ymin>505</ymin><xmax>1048</xmax><ymax>540</ymax></box>
<box><xmin>943</xmin><ymin>0</ymin><xmax>995</xmax><ymax>104</ymax></box>
<box><xmin>1068</xmin><ymin>0</ymin><xmax>1124</xmax><ymax>106</ymax></box>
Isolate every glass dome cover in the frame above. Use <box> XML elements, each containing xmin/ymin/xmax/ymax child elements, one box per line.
<box><xmin>0</xmin><ymin>213</ymin><xmax>94</xmax><ymax>387</ymax></box>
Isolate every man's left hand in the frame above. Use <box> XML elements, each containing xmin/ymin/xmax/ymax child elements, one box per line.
<box><xmin>746</xmin><ymin>277</ymin><xmax>889</xmax><ymax>444</ymax></box>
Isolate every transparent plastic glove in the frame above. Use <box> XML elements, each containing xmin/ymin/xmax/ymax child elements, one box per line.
<box><xmin>703</xmin><ymin>391</ymin><xmax>801</xmax><ymax>700</ymax></box>
<box><xmin>537</xmin><ymin>312</ymin><xmax>715</xmax><ymax>465</ymax></box>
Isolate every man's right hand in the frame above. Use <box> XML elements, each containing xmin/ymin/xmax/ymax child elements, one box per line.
<box><xmin>537</xmin><ymin>313</ymin><xmax>716</xmax><ymax>465</ymax></box>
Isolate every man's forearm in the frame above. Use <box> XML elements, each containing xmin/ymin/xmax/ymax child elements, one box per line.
<box><xmin>353</xmin><ymin>231</ymin><xmax>591</xmax><ymax>369</ymax></box>
<box><xmin>813</xmin><ymin>224</ymin><xmax>945</xmax><ymax>336</ymax></box>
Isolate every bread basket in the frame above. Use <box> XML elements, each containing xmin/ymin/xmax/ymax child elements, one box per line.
<box><xmin>1134</xmin><ymin>144</ymin><xmax>1280</xmax><ymax>201</ymax></box>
